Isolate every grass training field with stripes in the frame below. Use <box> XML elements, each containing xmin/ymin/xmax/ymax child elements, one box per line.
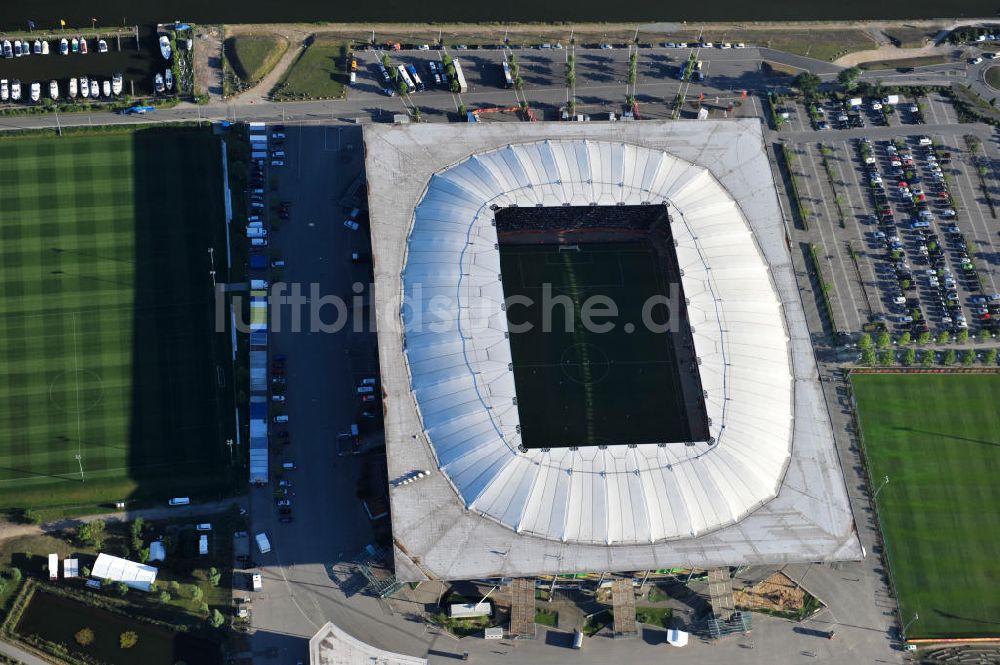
<box><xmin>853</xmin><ymin>372</ymin><xmax>1000</xmax><ymax>639</ymax></box>
<box><xmin>0</xmin><ymin>128</ymin><xmax>234</xmax><ymax>509</ymax></box>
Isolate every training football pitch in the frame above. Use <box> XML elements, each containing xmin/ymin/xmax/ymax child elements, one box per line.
<box><xmin>499</xmin><ymin>241</ymin><xmax>701</xmax><ymax>449</ymax></box>
<box><xmin>0</xmin><ymin>129</ymin><xmax>233</xmax><ymax>508</ymax></box>
<box><xmin>852</xmin><ymin>373</ymin><xmax>1000</xmax><ymax>639</ymax></box>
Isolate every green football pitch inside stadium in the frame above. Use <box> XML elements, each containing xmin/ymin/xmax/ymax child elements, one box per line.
<box><xmin>853</xmin><ymin>373</ymin><xmax>1000</xmax><ymax>639</ymax></box>
<box><xmin>0</xmin><ymin>129</ymin><xmax>234</xmax><ymax>508</ymax></box>
<box><xmin>499</xmin><ymin>241</ymin><xmax>698</xmax><ymax>449</ymax></box>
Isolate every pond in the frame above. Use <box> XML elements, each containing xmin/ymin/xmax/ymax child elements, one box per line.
<box><xmin>16</xmin><ymin>590</ymin><xmax>221</xmax><ymax>665</ymax></box>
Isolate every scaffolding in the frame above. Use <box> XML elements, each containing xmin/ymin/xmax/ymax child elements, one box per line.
<box><xmin>704</xmin><ymin>611</ymin><xmax>752</xmax><ymax>639</ymax></box>
<box><xmin>708</xmin><ymin>567</ymin><xmax>735</xmax><ymax>620</ymax></box>
<box><xmin>353</xmin><ymin>545</ymin><xmax>404</xmax><ymax>599</ymax></box>
<box><xmin>611</xmin><ymin>577</ymin><xmax>638</xmax><ymax>639</ymax></box>
<box><xmin>509</xmin><ymin>578</ymin><xmax>536</xmax><ymax>639</ymax></box>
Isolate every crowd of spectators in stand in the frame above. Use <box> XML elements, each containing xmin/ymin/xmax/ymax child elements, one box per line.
<box><xmin>495</xmin><ymin>203</ymin><xmax>669</xmax><ymax>234</ymax></box>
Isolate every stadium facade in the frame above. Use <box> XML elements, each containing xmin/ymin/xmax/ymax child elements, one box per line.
<box><xmin>365</xmin><ymin>120</ymin><xmax>861</xmax><ymax>581</ymax></box>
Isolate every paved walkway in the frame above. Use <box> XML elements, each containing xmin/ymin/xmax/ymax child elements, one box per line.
<box><xmin>0</xmin><ymin>638</ymin><xmax>45</xmax><ymax>665</ymax></box>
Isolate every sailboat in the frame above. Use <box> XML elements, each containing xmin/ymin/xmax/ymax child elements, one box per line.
<box><xmin>71</xmin><ymin>37</ymin><xmax>79</xmax><ymax>53</ymax></box>
<box><xmin>79</xmin><ymin>76</ymin><xmax>89</xmax><ymax>98</ymax></box>
<box><xmin>2</xmin><ymin>40</ymin><xmax>11</xmax><ymax>59</ymax></box>
<box><xmin>154</xmin><ymin>73</ymin><xmax>164</xmax><ymax>93</ymax></box>
<box><xmin>111</xmin><ymin>73</ymin><xmax>123</xmax><ymax>96</ymax></box>
<box><xmin>159</xmin><ymin>35</ymin><xmax>171</xmax><ymax>60</ymax></box>
<box><xmin>49</xmin><ymin>80</ymin><xmax>59</xmax><ymax>100</ymax></box>
<box><xmin>13</xmin><ymin>40</ymin><xmax>22</xmax><ymax>57</ymax></box>
<box><xmin>98</xmin><ymin>39</ymin><xmax>108</xmax><ymax>53</ymax></box>
<box><xmin>69</xmin><ymin>77</ymin><xmax>78</xmax><ymax>98</ymax></box>
<box><xmin>10</xmin><ymin>80</ymin><xmax>21</xmax><ymax>101</ymax></box>
<box><xmin>30</xmin><ymin>82</ymin><xmax>40</xmax><ymax>102</ymax></box>
<box><xmin>41</xmin><ymin>40</ymin><xmax>49</xmax><ymax>55</ymax></box>
<box><xmin>0</xmin><ymin>80</ymin><xmax>7</xmax><ymax>102</ymax></box>
<box><xmin>33</xmin><ymin>40</ymin><xmax>41</xmax><ymax>54</ymax></box>
<box><xmin>80</xmin><ymin>38</ymin><xmax>88</xmax><ymax>55</ymax></box>
<box><xmin>102</xmin><ymin>80</ymin><xmax>111</xmax><ymax>97</ymax></box>
<box><xmin>59</xmin><ymin>38</ymin><xmax>68</xmax><ymax>55</ymax></box>
<box><xmin>89</xmin><ymin>79</ymin><xmax>98</xmax><ymax>97</ymax></box>
<box><xmin>165</xmin><ymin>69</ymin><xmax>173</xmax><ymax>91</ymax></box>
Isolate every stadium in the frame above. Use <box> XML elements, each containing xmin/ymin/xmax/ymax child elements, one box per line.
<box><xmin>365</xmin><ymin>120</ymin><xmax>861</xmax><ymax>581</ymax></box>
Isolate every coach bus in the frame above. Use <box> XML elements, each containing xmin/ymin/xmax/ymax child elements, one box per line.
<box><xmin>501</xmin><ymin>60</ymin><xmax>513</xmax><ymax>88</ymax></box>
<box><xmin>396</xmin><ymin>64</ymin><xmax>416</xmax><ymax>93</ymax></box>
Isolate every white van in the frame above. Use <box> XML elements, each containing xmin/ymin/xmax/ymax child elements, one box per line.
<box><xmin>356</xmin><ymin>385</ymin><xmax>374</xmax><ymax>394</ymax></box>
<box><xmin>198</xmin><ymin>534</ymin><xmax>209</xmax><ymax>555</ymax></box>
<box><xmin>274</xmin><ymin>414</ymin><xmax>289</xmax><ymax>424</ymax></box>
<box><xmin>282</xmin><ymin>462</ymin><xmax>296</xmax><ymax>470</ymax></box>
<box><xmin>247</xmin><ymin>221</ymin><xmax>264</xmax><ymax>229</ymax></box>
<box><xmin>250</xmin><ymin>279</ymin><xmax>269</xmax><ymax>290</ymax></box>
<box><xmin>196</xmin><ymin>523</ymin><xmax>212</xmax><ymax>531</ymax></box>
<box><xmin>247</xmin><ymin>227</ymin><xmax>267</xmax><ymax>239</ymax></box>
<box><xmin>350</xmin><ymin>72</ymin><xmax>357</xmax><ymax>85</ymax></box>
<box><xmin>251</xmin><ymin>238</ymin><xmax>269</xmax><ymax>247</ymax></box>
<box><xmin>255</xmin><ymin>532</ymin><xmax>271</xmax><ymax>554</ymax></box>
<box><xmin>168</xmin><ymin>497</ymin><xmax>190</xmax><ymax>506</ymax></box>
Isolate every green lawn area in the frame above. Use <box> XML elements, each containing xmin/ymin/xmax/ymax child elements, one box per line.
<box><xmin>861</xmin><ymin>55</ymin><xmax>951</xmax><ymax>71</ymax></box>
<box><xmin>224</xmin><ymin>34</ymin><xmax>289</xmax><ymax>84</ymax></box>
<box><xmin>853</xmin><ymin>373</ymin><xmax>1000</xmax><ymax>639</ymax></box>
<box><xmin>986</xmin><ymin>66</ymin><xmax>1000</xmax><ymax>91</ymax></box>
<box><xmin>534</xmin><ymin>608</ymin><xmax>558</xmax><ymax>627</ymax></box>
<box><xmin>271</xmin><ymin>37</ymin><xmax>347</xmax><ymax>101</ymax></box>
<box><xmin>0</xmin><ymin>129</ymin><xmax>235</xmax><ymax>510</ymax></box>
<box><xmin>635</xmin><ymin>606</ymin><xmax>672</xmax><ymax>628</ymax></box>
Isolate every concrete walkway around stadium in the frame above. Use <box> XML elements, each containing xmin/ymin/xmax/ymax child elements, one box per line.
<box><xmin>0</xmin><ymin>637</ymin><xmax>48</xmax><ymax>665</ymax></box>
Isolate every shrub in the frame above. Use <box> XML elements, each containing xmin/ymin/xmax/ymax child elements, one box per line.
<box><xmin>78</xmin><ymin>521</ymin><xmax>107</xmax><ymax>549</ymax></box>
<box><xmin>8</xmin><ymin>567</ymin><xmax>21</xmax><ymax>583</ymax></box>
<box><xmin>159</xmin><ymin>591</ymin><xmax>172</xmax><ymax>603</ymax></box>
<box><xmin>75</xmin><ymin>628</ymin><xmax>95</xmax><ymax>646</ymax></box>
<box><xmin>120</xmin><ymin>631</ymin><xmax>138</xmax><ymax>649</ymax></box>
<box><xmin>209</xmin><ymin>609</ymin><xmax>225</xmax><ymax>628</ymax></box>
<box><xmin>115</xmin><ymin>582</ymin><xmax>129</xmax><ymax>596</ymax></box>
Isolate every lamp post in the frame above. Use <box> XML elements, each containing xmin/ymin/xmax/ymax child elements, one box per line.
<box><xmin>873</xmin><ymin>475</ymin><xmax>890</xmax><ymax>500</ymax></box>
<box><xmin>902</xmin><ymin>612</ymin><xmax>919</xmax><ymax>639</ymax></box>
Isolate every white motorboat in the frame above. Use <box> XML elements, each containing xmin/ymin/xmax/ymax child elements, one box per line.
<box><xmin>30</xmin><ymin>82</ymin><xmax>40</xmax><ymax>102</ymax></box>
<box><xmin>98</xmin><ymin>39</ymin><xmax>108</xmax><ymax>53</ymax></box>
<box><xmin>71</xmin><ymin>37</ymin><xmax>79</xmax><ymax>53</ymax></box>
<box><xmin>49</xmin><ymin>80</ymin><xmax>58</xmax><ymax>100</ymax></box>
<box><xmin>33</xmin><ymin>40</ymin><xmax>41</xmax><ymax>54</ymax></box>
<box><xmin>80</xmin><ymin>38</ymin><xmax>88</xmax><ymax>55</ymax></box>
<box><xmin>59</xmin><ymin>38</ymin><xmax>68</xmax><ymax>55</ymax></box>
<box><xmin>41</xmin><ymin>40</ymin><xmax>49</xmax><ymax>55</ymax></box>
<box><xmin>10</xmin><ymin>80</ymin><xmax>21</xmax><ymax>101</ymax></box>
<box><xmin>111</xmin><ymin>73</ymin><xmax>123</xmax><ymax>95</ymax></box>
<box><xmin>165</xmin><ymin>69</ymin><xmax>173</xmax><ymax>91</ymax></box>
<box><xmin>2</xmin><ymin>40</ymin><xmax>11</xmax><ymax>58</ymax></box>
<box><xmin>102</xmin><ymin>80</ymin><xmax>111</xmax><ymax>97</ymax></box>
<box><xmin>0</xmin><ymin>80</ymin><xmax>7</xmax><ymax>102</ymax></box>
<box><xmin>13</xmin><ymin>40</ymin><xmax>22</xmax><ymax>57</ymax></box>
<box><xmin>154</xmin><ymin>73</ymin><xmax>165</xmax><ymax>93</ymax></box>
<box><xmin>69</xmin><ymin>77</ymin><xmax>77</xmax><ymax>98</ymax></box>
<box><xmin>79</xmin><ymin>76</ymin><xmax>89</xmax><ymax>98</ymax></box>
<box><xmin>89</xmin><ymin>79</ymin><xmax>99</xmax><ymax>97</ymax></box>
<box><xmin>159</xmin><ymin>35</ymin><xmax>171</xmax><ymax>60</ymax></box>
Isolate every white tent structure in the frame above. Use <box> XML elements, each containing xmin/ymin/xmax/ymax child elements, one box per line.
<box><xmin>366</xmin><ymin>120</ymin><xmax>861</xmax><ymax>580</ymax></box>
<box><xmin>91</xmin><ymin>553</ymin><xmax>157</xmax><ymax>591</ymax></box>
<box><xmin>401</xmin><ymin>138</ymin><xmax>791</xmax><ymax>544</ymax></box>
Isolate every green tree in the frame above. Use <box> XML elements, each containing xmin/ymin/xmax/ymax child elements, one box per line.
<box><xmin>942</xmin><ymin>349</ymin><xmax>957</xmax><ymax>365</ymax></box>
<box><xmin>898</xmin><ymin>332</ymin><xmax>911</xmax><ymax>346</ymax></box>
<box><xmin>197</xmin><ymin>601</ymin><xmax>210</xmax><ymax>615</ymax></box>
<box><xmin>921</xmin><ymin>350</ymin><xmax>935</xmax><ymax>366</ymax></box>
<box><xmin>984</xmin><ymin>348</ymin><xmax>998</xmax><ymax>365</ymax></box>
<box><xmin>877</xmin><ymin>350</ymin><xmax>893</xmax><ymax>365</ymax></box>
<box><xmin>21</xmin><ymin>510</ymin><xmax>40</xmax><ymax>524</ymax></box>
<box><xmin>190</xmin><ymin>585</ymin><xmax>204</xmax><ymax>602</ymax></box>
<box><xmin>75</xmin><ymin>628</ymin><xmax>95</xmax><ymax>646</ymax></box>
<box><xmin>209</xmin><ymin>609</ymin><xmax>225</xmax><ymax>628</ymax></box>
<box><xmin>78</xmin><ymin>521</ymin><xmax>107</xmax><ymax>549</ymax></box>
<box><xmin>956</xmin><ymin>328</ymin><xmax>969</xmax><ymax>344</ymax></box>
<box><xmin>8</xmin><ymin>567</ymin><xmax>21</xmax><ymax>583</ymax></box>
<box><xmin>397</xmin><ymin>80</ymin><xmax>408</xmax><ymax>96</ymax></box>
<box><xmin>876</xmin><ymin>331</ymin><xmax>891</xmax><ymax>350</ymax></box>
<box><xmin>902</xmin><ymin>348</ymin><xmax>916</xmax><ymax>366</ymax></box>
<box><xmin>858</xmin><ymin>333</ymin><xmax>872</xmax><ymax>350</ymax></box>
<box><xmin>209</xmin><ymin>567</ymin><xmax>222</xmax><ymax>587</ymax></box>
<box><xmin>936</xmin><ymin>331</ymin><xmax>951</xmax><ymax>345</ymax></box>
<box><xmin>169</xmin><ymin>581</ymin><xmax>181</xmax><ymax>594</ymax></box>
<box><xmin>120</xmin><ymin>631</ymin><xmax>138</xmax><ymax>649</ymax></box>
<box><xmin>837</xmin><ymin>67</ymin><xmax>862</xmax><ymax>91</ymax></box>
<box><xmin>449</xmin><ymin>78</ymin><xmax>460</xmax><ymax>93</ymax></box>
<box><xmin>381</xmin><ymin>53</ymin><xmax>391</xmax><ymax>69</ymax></box>
<box><xmin>860</xmin><ymin>348</ymin><xmax>877</xmax><ymax>366</ymax></box>
<box><xmin>793</xmin><ymin>71</ymin><xmax>822</xmax><ymax>96</ymax></box>
<box><xmin>159</xmin><ymin>591</ymin><xmax>172</xmax><ymax>603</ymax></box>
<box><xmin>978</xmin><ymin>328</ymin><xmax>991</xmax><ymax>342</ymax></box>
<box><xmin>962</xmin><ymin>349</ymin><xmax>977</xmax><ymax>366</ymax></box>
<box><xmin>115</xmin><ymin>582</ymin><xmax>129</xmax><ymax>596</ymax></box>
<box><xmin>917</xmin><ymin>331</ymin><xmax>931</xmax><ymax>345</ymax></box>
<box><xmin>138</xmin><ymin>547</ymin><xmax>150</xmax><ymax>564</ymax></box>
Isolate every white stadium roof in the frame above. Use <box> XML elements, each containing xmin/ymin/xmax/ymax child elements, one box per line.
<box><xmin>402</xmin><ymin>139</ymin><xmax>790</xmax><ymax>544</ymax></box>
<box><xmin>366</xmin><ymin>120</ymin><xmax>861</xmax><ymax>580</ymax></box>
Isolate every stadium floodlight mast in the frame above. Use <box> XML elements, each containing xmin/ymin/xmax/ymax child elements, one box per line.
<box><xmin>74</xmin><ymin>453</ymin><xmax>85</xmax><ymax>482</ymax></box>
<box><xmin>902</xmin><ymin>612</ymin><xmax>919</xmax><ymax>639</ymax></box>
<box><xmin>873</xmin><ymin>474</ymin><xmax>890</xmax><ymax>500</ymax></box>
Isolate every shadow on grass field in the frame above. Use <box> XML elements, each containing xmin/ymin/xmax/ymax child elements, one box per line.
<box><xmin>270</xmin><ymin>35</ymin><xmax>348</xmax><ymax>101</ymax></box>
<box><xmin>0</xmin><ymin>127</ymin><xmax>237</xmax><ymax>513</ymax></box>
<box><xmin>225</xmin><ymin>34</ymin><xmax>289</xmax><ymax>84</ymax></box>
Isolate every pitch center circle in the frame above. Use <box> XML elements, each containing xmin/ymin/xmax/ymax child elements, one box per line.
<box><xmin>48</xmin><ymin>370</ymin><xmax>104</xmax><ymax>414</ymax></box>
<box><xmin>559</xmin><ymin>342</ymin><xmax>610</xmax><ymax>384</ymax></box>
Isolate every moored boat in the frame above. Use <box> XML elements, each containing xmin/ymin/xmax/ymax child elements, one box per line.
<box><xmin>111</xmin><ymin>73</ymin><xmax>123</xmax><ymax>95</ymax></box>
<box><xmin>165</xmin><ymin>69</ymin><xmax>173</xmax><ymax>91</ymax></box>
<box><xmin>0</xmin><ymin>80</ymin><xmax>7</xmax><ymax>102</ymax></box>
<box><xmin>2</xmin><ymin>40</ymin><xmax>11</xmax><ymax>58</ymax></box>
<box><xmin>41</xmin><ymin>40</ymin><xmax>49</xmax><ymax>55</ymax></box>
<box><xmin>154</xmin><ymin>73</ymin><xmax>165</xmax><ymax>93</ymax></box>
<box><xmin>89</xmin><ymin>79</ymin><xmax>99</xmax><ymax>97</ymax></box>
<box><xmin>69</xmin><ymin>77</ymin><xmax>77</xmax><ymax>98</ymax></box>
<box><xmin>71</xmin><ymin>37</ymin><xmax>79</xmax><ymax>53</ymax></box>
<box><xmin>159</xmin><ymin>35</ymin><xmax>171</xmax><ymax>60</ymax></box>
<box><xmin>79</xmin><ymin>76</ymin><xmax>89</xmax><ymax>98</ymax></box>
<box><xmin>98</xmin><ymin>39</ymin><xmax>108</xmax><ymax>53</ymax></box>
<box><xmin>80</xmin><ymin>38</ymin><xmax>88</xmax><ymax>55</ymax></box>
<box><xmin>59</xmin><ymin>38</ymin><xmax>68</xmax><ymax>55</ymax></box>
<box><xmin>33</xmin><ymin>39</ymin><xmax>41</xmax><ymax>54</ymax></box>
<box><xmin>102</xmin><ymin>80</ymin><xmax>110</xmax><ymax>97</ymax></box>
<box><xmin>49</xmin><ymin>80</ymin><xmax>58</xmax><ymax>100</ymax></box>
<box><xmin>13</xmin><ymin>40</ymin><xmax>22</xmax><ymax>57</ymax></box>
<box><xmin>10</xmin><ymin>80</ymin><xmax>21</xmax><ymax>101</ymax></box>
<box><xmin>30</xmin><ymin>82</ymin><xmax>40</xmax><ymax>102</ymax></box>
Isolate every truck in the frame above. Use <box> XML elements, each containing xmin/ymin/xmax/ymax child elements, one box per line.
<box><xmin>255</xmin><ymin>532</ymin><xmax>271</xmax><ymax>554</ymax></box>
<box><xmin>452</xmin><ymin>59</ymin><xmax>468</xmax><ymax>93</ymax></box>
<box><xmin>501</xmin><ymin>60</ymin><xmax>513</xmax><ymax>88</ymax></box>
<box><xmin>396</xmin><ymin>64</ymin><xmax>416</xmax><ymax>93</ymax></box>
<box><xmin>251</xmin><ymin>573</ymin><xmax>262</xmax><ymax>591</ymax></box>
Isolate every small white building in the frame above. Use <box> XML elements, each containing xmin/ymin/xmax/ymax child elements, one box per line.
<box><xmin>63</xmin><ymin>559</ymin><xmax>79</xmax><ymax>579</ymax></box>
<box><xmin>148</xmin><ymin>541</ymin><xmax>166</xmax><ymax>562</ymax></box>
<box><xmin>91</xmin><ymin>553</ymin><xmax>158</xmax><ymax>592</ymax></box>
<box><xmin>48</xmin><ymin>554</ymin><xmax>58</xmax><ymax>580</ymax></box>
